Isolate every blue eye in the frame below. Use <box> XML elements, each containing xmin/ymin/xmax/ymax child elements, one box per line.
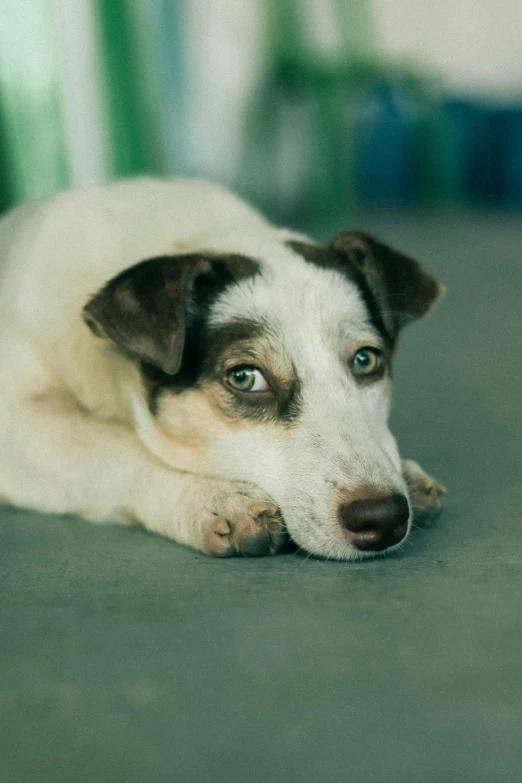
<box><xmin>227</xmin><ymin>366</ymin><xmax>269</xmax><ymax>392</ymax></box>
<box><xmin>352</xmin><ymin>348</ymin><xmax>382</xmax><ymax>377</ymax></box>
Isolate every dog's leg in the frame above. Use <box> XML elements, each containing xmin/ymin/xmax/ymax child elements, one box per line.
<box><xmin>402</xmin><ymin>459</ymin><xmax>446</xmax><ymax>525</ymax></box>
<box><xmin>0</xmin><ymin>391</ymin><xmax>286</xmax><ymax>557</ymax></box>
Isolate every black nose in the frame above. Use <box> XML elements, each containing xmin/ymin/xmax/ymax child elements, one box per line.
<box><xmin>339</xmin><ymin>493</ymin><xmax>410</xmax><ymax>552</ymax></box>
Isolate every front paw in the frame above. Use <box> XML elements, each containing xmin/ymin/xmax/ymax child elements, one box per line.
<box><xmin>201</xmin><ymin>484</ymin><xmax>287</xmax><ymax>557</ymax></box>
<box><xmin>402</xmin><ymin>459</ymin><xmax>446</xmax><ymax>525</ymax></box>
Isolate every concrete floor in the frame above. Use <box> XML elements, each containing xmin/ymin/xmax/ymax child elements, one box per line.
<box><xmin>1</xmin><ymin>211</ymin><xmax>521</xmax><ymax>783</ymax></box>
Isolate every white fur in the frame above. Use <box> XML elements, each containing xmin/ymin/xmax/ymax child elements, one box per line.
<box><xmin>0</xmin><ymin>177</ymin><xmax>415</xmax><ymax>559</ymax></box>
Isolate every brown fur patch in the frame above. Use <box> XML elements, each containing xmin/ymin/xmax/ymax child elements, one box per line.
<box><xmin>156</xmin><ymin>386</ymin><xmax>234</xmax><ymax>447</ymax></box>
<box><xmin>152</xmin><ymin>382</ymin><xmax>290</xmax><ymax>477</ymax></box>
<box><xmin>149</xmin><ymin>318</ymin><xmax>302</xmax><ymax>426</ymax></box>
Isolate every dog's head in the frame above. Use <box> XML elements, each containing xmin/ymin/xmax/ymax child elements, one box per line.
<box><xmin>84</xmin><ymin>231</ymin><xmax>443</xmax><ymax>559</ymax></box>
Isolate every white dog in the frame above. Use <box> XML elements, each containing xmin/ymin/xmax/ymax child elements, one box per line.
<box><xmin>0</xmin><ymin>178</ymin><xmax>445</xmax><ymax>559</ymax></box>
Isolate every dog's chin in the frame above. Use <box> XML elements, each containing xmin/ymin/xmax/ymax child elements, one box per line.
<box><xmin>284</xmin><ymin>519</ymin><xmax>411</xmax><ymax>561</ymax></box>
<box><xmin>292</xmin><ymin>538</ymin><xmax>408</xmax><ymax>561</ymax></box>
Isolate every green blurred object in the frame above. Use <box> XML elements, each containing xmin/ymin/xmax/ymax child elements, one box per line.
<box><xmin>92</xmin><ymin>0</ymin><xmax>165</xmax><ymax>178</ymax></box>
<box><xmin>0</xmin><ymin>0</ymin><xmax>69</xmax><ymax>208</ymax></box>
<box><xmin>238</xmin><ymin>0</ymin><xmax>448</xmax><ymax>221</ymax></box>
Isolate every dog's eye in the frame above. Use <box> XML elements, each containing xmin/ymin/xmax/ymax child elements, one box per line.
<box><xmin>227</xmin><ymin>366</ymin><xmax>269</xmax><ymax>393</ymax></box>
<box><xmin>352</xmin><ymin>348</ymin><xmax>383</xmax><ymax>377</ymax></box>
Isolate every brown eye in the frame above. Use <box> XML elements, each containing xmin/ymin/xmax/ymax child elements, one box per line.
<box><xmin>226</xmin><ymin>366</ymin><xmax>269</xmax><ymax>392</ymax></box>
<box><xmin>352</xmin><ymin>348</ymin><xmax>383</xmax><ymax>377</ymax></box>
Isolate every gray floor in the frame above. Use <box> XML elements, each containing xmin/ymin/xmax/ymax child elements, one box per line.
<box><xmin>1</xmin><ymin>211</ymin><xmax>521</xmax><ymax>783</ymax></box>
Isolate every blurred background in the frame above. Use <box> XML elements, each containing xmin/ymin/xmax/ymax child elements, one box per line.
<box><xmin>1</xmin><ymin>0</ymin><xmax>522</xmax><ymax>224</ymax></box>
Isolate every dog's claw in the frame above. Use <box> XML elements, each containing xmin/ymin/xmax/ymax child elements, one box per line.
<box><xmin>402</xmin><ymin>459</ymin><xmax>446</xmax><ymax>526</ymax></box>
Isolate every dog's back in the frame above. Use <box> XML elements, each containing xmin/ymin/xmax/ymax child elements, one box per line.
<box><xmin>0</xmin><ymin>177</ymin><xmax>268</xmax><ymax>333</ymax></box>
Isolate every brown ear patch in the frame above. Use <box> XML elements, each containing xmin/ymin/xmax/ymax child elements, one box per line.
<box><xmin>83</xmin><ymin>253</ymin><xmax>259</xmax><ymax>375</ymax></box>
<box><xmin>83</xmin><ymin>256</ymin><xmax>207</xmax><ymax>374</ymax></box>
<box><xmin>331</xmin><ymin>232</ymin><xmax>444</xmax><ymax>334</ymax></box>
<box><xmin>289</xmin><ymin>233</ymin><xmax>443</xmax><ymax>343</ymax></box>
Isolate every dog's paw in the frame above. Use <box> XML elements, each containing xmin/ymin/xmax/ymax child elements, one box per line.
<box><xmin>201</xmin><ymin>484</ymin><xmax>287</xmax><ymax>557</ymax></box>
<box><xmin>402</xmin><ymin>459</ymin><xmax>446</xmax><ymax>526</ymax></box>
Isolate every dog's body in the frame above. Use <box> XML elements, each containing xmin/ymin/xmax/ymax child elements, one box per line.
<box><xmin>0</xmin><ymin>178</ymin><xmax>445</xmax><ymax>559</ymax></box>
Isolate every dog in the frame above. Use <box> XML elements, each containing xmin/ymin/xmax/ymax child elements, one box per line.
<box><xmin>0</xmin><ymin>177</ymin><xmax>445</xmax><ymax>559</ymax></box>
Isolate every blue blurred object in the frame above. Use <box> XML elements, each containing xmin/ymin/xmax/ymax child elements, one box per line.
<box><xmin>353</xmin><ymin>89</ymin><xmax>522</xmax><ymax>208</ymax></box>
<box><xmin>447</xmin><ymin>100</ymin><xmax>504</xmax><ymax>202</ymax></box>
<box><xmin>440</xmin><ymin>99</ymin><xmax>479</xmax><ymax>201</ymax></box>
<box><xmin>502</xmin><ymin>107</ymin><xmax>522</xmax><ymax>204</ymax></box>
<box><xmin>441</xmin><ymin>99</ymin><xmax>522</xmax><ymax>205</ymax></box>
<box><xmin>354</xmin><ymin>84</ymin><xmax>419</xmax><ymax>205</ymax></box>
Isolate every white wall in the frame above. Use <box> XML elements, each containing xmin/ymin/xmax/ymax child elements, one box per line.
<box><xmin>373</xmin><ymin>0</ymin><xmax>522</xmax><ymax>100</ymax></box>
<box><xmin>183</xmin><ymin>0</ymin><xmax>264</xmax><ymax>181</ymax></box>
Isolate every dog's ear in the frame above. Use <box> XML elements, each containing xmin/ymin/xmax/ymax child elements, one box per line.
<box><xmin>83</xmin><ymin>255</ymin><xmax>208</xmax><ymax>374</ymax></box>
<box><xmin>331</xmin><ymin>232</ymin><xmax>444</xmax><ymax>339</ymax></box>
<box><xmin>83</xmin><ymin>253</ymin><xmax>259</xmax><ymax>375</ymax></box>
